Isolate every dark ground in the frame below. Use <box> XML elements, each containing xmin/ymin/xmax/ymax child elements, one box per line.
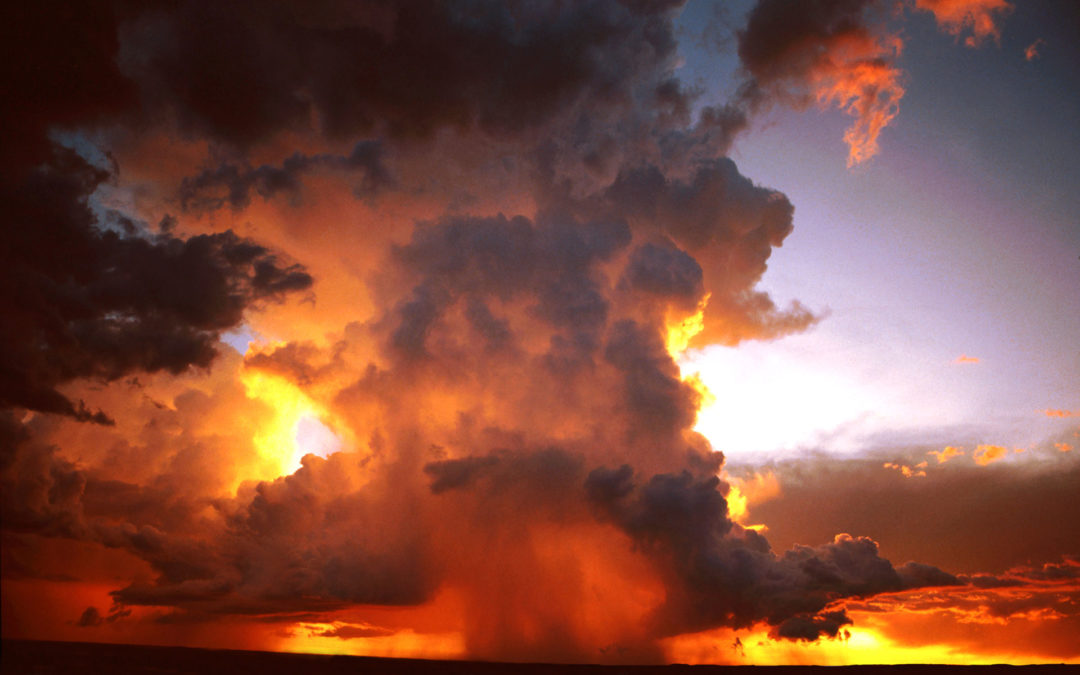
<box><xmin>1</xmin><ymin>640</ymin><xmax>1074</xmax><ymax>674</ymax></box>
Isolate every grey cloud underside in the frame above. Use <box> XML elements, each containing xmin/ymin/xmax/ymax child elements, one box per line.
<box><xmin>746</xmin><ymin>450</ymin><xmax>1080</xmax><ymax>574</ymax></box>
<box><xmin>584</xmin><ymin>464</ymin><xmax>959</xmax><ymax>639</ymax></box>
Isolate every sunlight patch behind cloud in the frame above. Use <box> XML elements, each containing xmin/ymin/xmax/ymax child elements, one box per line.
<box><xmin>682</xmin><ymin>338</ymin><xmax>886</xmax><ymax>459</ymax></box>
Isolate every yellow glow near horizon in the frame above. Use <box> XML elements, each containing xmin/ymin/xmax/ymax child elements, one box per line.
<box><xmin>662</xmin><ymin>622</ymin><xmax>1068</xmax><ymax>666</ymax></box>
<box><xmin>278</xmin><ymin>623</ymin><xmax>467</xmax><ymax>660</ymax></box>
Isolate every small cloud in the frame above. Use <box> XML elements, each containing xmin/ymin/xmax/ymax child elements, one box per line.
<box><xmin>954</xmin><ymin>354</ymin><xmax>979</xmax><ymax>364</ymax></box>
<box><xmin>1025</xmin><ymin>38</ymin><xmax>1045</xmax><ymax>61</ymax></box>
<box><xmin>76</xmin><ymin>607</ymin><xmax>104</xmax><ymax>627</ymax></box>
<box><xmin>928</xmin><ymin>446</ymin><xmax>964</xmax><ymax>464</ymax></box>
<box><xmin>972</xmin><ymin>444</ymin><xmax>1008</xmax><ymax>466</ymax></box>
<box><xmin>884</xmin><ymin>462</ymin><xmax>926</xmax><ymax>478</ymax></box>
<box><xmin>1041</xmin><ymin>408</ymin><xmax>1078</xmax><ymax>418</ymax></box>
<box><xmin>311</xmin><ymin>622</ymin><xmax>397</xmax><ymax>640</ymax></box>
<box><xmin>1055</xmin><ymin>443</ymin><xmax>1073</xmax><ymax>453</ymax></box>
<box><xmin>74</xmin><ymin>605</ymin><xmax>131</xmax><ymax>627</ymax></box>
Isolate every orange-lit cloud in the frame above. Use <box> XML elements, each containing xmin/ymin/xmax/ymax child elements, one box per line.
<box><xmin>1056</xmin><ymin>443</ymin><xmax>1073</xmax><ymax>453</ymax></box>
<box><xmin>954</xmin><ymin>354</ymin><xmax>979</xmax><ymax>364</ymax></box>
<box><xmin>884</xmin><ymin>461</ymin><xmax>927</xmax><ymax>478</ymax></box>
<box><xmin>735</xmin><ymin>0</ymin><xmax>1019</xmax><ymax>167</ymax></box>
<box><xmin>972</xmin><ymin>444</ymin><xmax>1008</xmax><ymax>465</ymax></box>
<box><xmin>665</xmin><ymin>554</ymin><xmax>1080</xmax><ymax>664</ymax></box>
<box><xmin>928</xmin><ymin>445</ymin><xmax>964</xmax><ymax>463</ymax></box>
<box><xmin>915</xmin><ymin>0</ymin><xmax>1014</xmax><ymax>47</ymax></box>
<box><xmin>1042</xmin><ymin>408</ymin><xmax>1079</xmax><ymax>417</ymax></box>
<box><xmin>737</xmin><ymin>0</ymin><xmax>905</xmax><ymax>166</ymax></box>
<box><xmin>665</xmin><ymin>293</ymin><xmax>709</xmax><ymax>358</ymax></box>
<box><xmin>725</xmin><ymin>471</ymin><xmax>781</xmax><ymax>529</ymax></box>
<box><xmin>1025</xmin><ymin>38</ymin><xmax>1046</xmax><ymax>61</ymax></box>
<box><xmin>842</xmin><ymin>557</ymin><xmax>1080</xmax><ymax>663</ymax></box>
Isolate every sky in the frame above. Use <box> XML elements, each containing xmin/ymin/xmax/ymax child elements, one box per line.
<box><xmin>2</xmin><ymin>0</ymin><xmax>1078</xmax><ymax>666</ymax></box>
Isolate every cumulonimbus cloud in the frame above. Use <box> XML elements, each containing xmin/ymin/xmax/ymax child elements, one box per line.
<box><xmin>1</xmin><ymin>0</ymin><xmax>1014</xmax><ymax>663</ymax></box>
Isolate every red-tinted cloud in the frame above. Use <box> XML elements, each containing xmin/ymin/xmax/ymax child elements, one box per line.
<box><xmin>737</xmin><ymin>0</ymin><xmax>905</xmax><ymax>166</ymax></box>
<box><xmin>914</xmin><ymin>0</ymin><xmax>1013</xmax><ymax>47</ymax></box>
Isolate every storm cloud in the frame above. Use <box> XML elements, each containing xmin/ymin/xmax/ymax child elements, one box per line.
<box><xmin>0</xmin><ymin>0</ymin><xmax>1033</xmax><ymax>665</ymax></box>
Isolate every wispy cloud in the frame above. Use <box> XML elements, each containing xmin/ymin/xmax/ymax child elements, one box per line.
<box><xmin>1025</xmin><ymin>38</ymin><xmax>1046</xmax><ymax>61</ymax></box>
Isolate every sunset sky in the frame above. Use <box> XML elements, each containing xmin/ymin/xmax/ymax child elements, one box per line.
<box><xmin>2</xmin><ymin>0</ymin><xmax>1078</xmax><ymax>666</ymax></box>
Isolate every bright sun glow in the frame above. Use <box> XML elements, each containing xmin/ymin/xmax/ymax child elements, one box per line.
<box><xmin>680</xmin><ymin>339</ymin><xmax>884</xmax><ymax>459</ymax></box>
<box><xmin>665</xmin><ymin>293</ymin><xmax>710</xmax><ymax>357</ymax></box>
<box><xmin>239</xmin><ymin>363</ymin><xmax>345</xmax><ymax>483</ymax></box>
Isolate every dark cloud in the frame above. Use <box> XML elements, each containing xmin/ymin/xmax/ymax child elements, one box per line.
<box><xmin>897</xmin><ymin>561</ymin><xmax>965</xmax><ymax>588</ymax></box>
<box><xmin>586</xmin><ymin>465</ymin><xmax>958</xmax><ymax>638</ymax></box>
<box><xmin>596</xmin><ymin>158</ymin><xmax>817</xmax><ymax>344</ymax></box>
<box><xmin>604</xmin><ymin>321</ymin><xmax>701</xmax><ymax>441</ymax></box>
<box><xmin>178</xmin><ymin>141</ymin><xmax>392</xmax><ymax>211</ymax></box>
<box><xmin>119</xmin><ymin>1</ymin><xmax>686</xmax><ymax>148</ymax></box>
<box><xmin>92</xmin><ymin>451</ymin><xmax>435</xmax><ymax>616</ymax></box>
<box><xmin>383</xmin><ymin>213</ymin><xmax>630</xmax><ymax>362</ymax></box>
<box><xmin>958</xmin><ymin>573</ymin><xmax>1022</xmax><ymax>589</ymax></box>
<box><xmin>736</xmin><ymin>0</ymin><xmax>904</xmax><ymax>165</ymax></box>
<box><xmin>1</xmin><ymin>1</ymin><xmax>313</xmax><ymax>425</ymax></box>
<box><xmin>774</xmin><ymin>609</ymin><xmax>852</xmax><ymax>641</ymax></box>
<box><xmin>314</xmin><ymin>622</ymin><xmax>396</xmax><ymax>640</ymax></box>
<box><xmin>604</xmin><ymin>158</ymin><xmax>794</xmax><ymax>253</ymax></box>
<box><xmin>0</xmin><ymin>419</ymin><xmax>86</xmax><ymax>538</ymax></box>
<box><xmin>0</xmin><ymin>149</ymin><xmax>312</xmax><ymax>422</ymax></box>
<box><xmin>242</xmin><ymin>341</ymin><xmax>336</xmax><ymax>386</ymax></box>
<box><xmin>620</xmin><ymin>240</ymin><xmax>705</xmax><ymax>309</ymax></box>
<box><xmin>738</xmin><ymin>0</ymin><xmax>878</xmax><ymax>92</ymax></box>
<box><xmin>1010</xmin><ymin>557</ymin><xmax>1080</xmax><ymax>582</ymax></box>
<box><xmin>75</xmin><ymin>604</ymin><xmax>131</xmax><ymax>627</ymax></box>
<box><xmin>0</xmin><ymin>0</ymin><xmax>136</xmax><ymax>174</ymax></box>
<box><xmin>423</xmin><ymin>455</ymin><xmax>502</xmax><ymax>494</ymax></box>
<box><xmin>77</xmin><ymin>606</ymin><xmax>106</xmax><ymax>627</ymax></box>
<box><xmin>747</xmin><ymin>449</ymin><xmax>1080</xmax><ymax>574</ymax></box>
